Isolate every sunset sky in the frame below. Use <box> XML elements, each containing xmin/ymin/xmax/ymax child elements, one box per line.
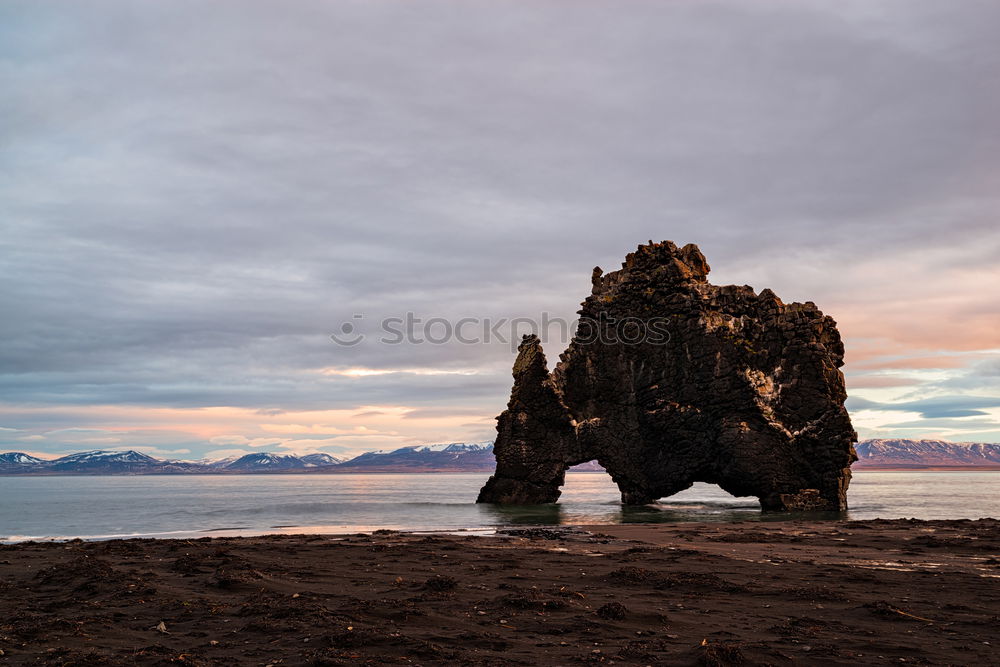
<box><xmin>2</xmin><ymin>0</ymin><xmax>999</xmax><ymax>460</ymax></box>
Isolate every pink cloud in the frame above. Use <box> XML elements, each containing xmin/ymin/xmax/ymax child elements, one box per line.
<box><xmin>850</xmin><ymin>356</ymin><xmax>972</xmax><ymax>371</ymax></box>
<box><xmin>846</xmin><ymin>376</ymin><xmax>924</xmax><ymax>389</ymax></box>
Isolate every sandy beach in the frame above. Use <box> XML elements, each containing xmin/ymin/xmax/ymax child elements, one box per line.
<box><xmin>1</xmin><ymin>519</ymin><xmax>998</xmax><ymax>665</ymax></box>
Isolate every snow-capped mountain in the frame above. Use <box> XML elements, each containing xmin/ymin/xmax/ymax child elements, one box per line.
<box><xmin>363</xmin><ymin>441</ymin><xmax>494</xmax><ymax>456</ymax></box>
<box><xmin>854</xmin><ymin>439</ymin><xmax>1000</xmax><ymax>468</ymax></box>
<box><xmin>300</xmin><ymin>453</ymin><xmax>343</xmax><ymax>466</ymax></box>
<box><xmin>224</xmin><ymin>453</ymin><xmax>309</xmax><ymax>471</ymax></box>
<box><xmin>220</xmin><ymin>452</ymin><xmax>342</xmax><ymax>471</ymax></box>
<box><xmin>568</xmin><ymin>460</ymin><xmax>606</xmax><ymax>472</ymax></box>
<box><xmin>50</xmin><ymin>450</ymin><xmax>158</xmax><ymax>465</ymax></box>
<box><xmin>201</xmin><ymin>456</ymin><xmax>240</xmax><ymax>468</ymax></box>
<box><xmin>411</xmin><ymin>441</ymin><xmax>495</xmax><ymax>453</ymax></box>
<box><xmin>46</xmin><ymin>450</ymin><xmax>184</xmax><ymax>473</ymax></box>
<box><xmin>0</xmin><ymin>449</ymin><xmax>204</xmax><ymax>474</ymax></box>
<box><xmin>0</xmin><ymin>452</ymin><xmax>45</xmax><ymax>465</ymax></box>
<box><xmin>337</xmin><ymin>441</ymin><xmax>495</xmax><ymax>471</ymax></box>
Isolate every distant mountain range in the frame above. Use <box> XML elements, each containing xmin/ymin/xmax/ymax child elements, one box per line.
<box><xmin>0</xmin><ymin>449</ymin><xmax>346</xmax><ymax>475</ymax></box>
<box><xmin>223</xmin><ymin>452</ymin><xmax>343</xmax><ymax>471</ymax></box>
<box><xmin>2</xmin><ymin>439</ymin><xmax>998</xmax><ymax>475</ymax></box>
<box><xmin>334</xmin><ymin>442</ymin><xmax>496</xmax><ymax>472</ymax></box>
<box><xmin>854</xmin><ymin>439</ymin><xmax>1000</xmax><ymax>469</ymax></box>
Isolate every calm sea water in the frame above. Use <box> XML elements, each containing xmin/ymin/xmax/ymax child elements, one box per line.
<box><xmin>1</xmin><ymin>471</ymin><xmax>998</xmax><ymax>542</ymax></box>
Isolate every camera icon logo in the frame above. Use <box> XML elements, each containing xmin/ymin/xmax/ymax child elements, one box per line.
<box><xmin>330</xmin><ymin>314</ymin><xmax>365</xmax><ymax>346</ymax></box>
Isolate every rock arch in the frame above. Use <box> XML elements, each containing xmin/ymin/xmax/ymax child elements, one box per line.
<box><xmin>477</xmin><ymin>241</ymin><xmax>857</xmax><ymax>511</ymax></box>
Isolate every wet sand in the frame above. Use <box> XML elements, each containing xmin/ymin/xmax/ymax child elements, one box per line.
<box><xmin>1</xmin><ymin>519</ymin><xmax>998</xmax><ymax>665</ymax></box>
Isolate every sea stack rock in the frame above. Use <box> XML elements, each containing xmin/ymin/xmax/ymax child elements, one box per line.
<box><xmin>477</xmin><ymin>241</ymin><xmax>857</xmax><ymax>511</ymax></box>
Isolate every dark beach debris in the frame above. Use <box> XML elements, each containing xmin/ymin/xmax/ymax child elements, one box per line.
<box><xmin>769</xmin><ymin>616</ymin><xmax>864</xmax><ymax>638</ymax></box>
<box><xmin>423</xmin><ymin>574</ymin><xmax>458</xmax><ymax>592</ymax></box>
<box><xmin>863</xmin><ymin>601</ymin><xmax>935</xmax><ymax>623</ymax></box>
<box><xmin>617</xmin><ymin>544</ymin><xmax>686</xmax><ymax>562</ymax></box>
<box><xmin>608</xmin><ymin>565</ymin><xmax>659</xmax><ymax>584</ymax></box>
<box><xmin>33</xmin><ymin>646</ymin><xmax>176</xmax><ymax>666</ymax></box>
<box><xmin>315</xmin><ymin>625</ymin><xmax>455</xmax><ymax>661</ymax></box>
<box><xmin>3</xmin><ymin>611</ymin><xmax>81</xmax><ymax>641</ymax></box>
<box><xmin>607</xmin><ymin>566</ymin><xmax>745</xmax><ymax>593</ymax></box>
<box><xmin>170</xmin><ymin>553</ymin><xmax>208</xmax><ymax>575</ymax></box>
<box><xmin>621</xmin><ymin>545</ymin><xmax>655</xmax><ymax>554</ymax></box>
<box><xmin>234</xmin><ymin>592</ymin><xmax>350</xmax><ymax>625</ymax></box>
<box><xmin>706</xmin><ymin>530</ymin><xmax>801</xmax><ymax>544</ymax></box>
<box><xmin>33</xmin><ymin>555</ymin><xmax>115</xmax><ymax>591</ymax></box>
<box><xmin>496</xmin><ymin>527</ymin><xmax>590</xmax><ymax>541</ymax></box>
<box><xmin>497</xmin><ymin>590</ymin><xmax>569</xmax><ymax>611</ymax></box>
<box><xmin>211</xmin><ymin>560</ymin><xmax>263</xmax><ymax>588</ymax></box>
<box><xmin>617</xmin><ymin>638</ymin><xmax>673</xmax><ymax>660</ymax></box>
<box><xmin>910</xmin><ymin>534</ymin><xmax>1000</xmax><ymax>551</ymax></box>
<box><xmin>777</xmin><ymin>584</ymin><xmax>849</xmax><ymax>602</ymax></box>
<box><xmin>31</xmin><ymin>555</ymin><xmax>157</xmax><ymax>600</ymax></box>
<box><xmin>322</xmin><ymin>625</ymin><xmax>379</xmax><ymax>649</ymax></box>
<box><xmin>596</xmin><ymin>601</ymin><xmax>628</xmax><ymax>620</ymax></box>
<box><xmin>695</xmin><ymin>639</ymin><xmax>748</xmax><ymax>667</ymax></box>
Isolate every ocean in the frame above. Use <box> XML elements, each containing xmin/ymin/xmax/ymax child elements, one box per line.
<box><xmin>1</xmin><ymin>470</ymin><xmax>998</xmax><ymax>542</ymax></box>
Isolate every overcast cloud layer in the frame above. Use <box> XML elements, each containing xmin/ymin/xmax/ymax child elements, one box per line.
<box><xmin>2</xmin><ymin>0</ymin><xmax>999</xmax><ymax>459</ymax></box>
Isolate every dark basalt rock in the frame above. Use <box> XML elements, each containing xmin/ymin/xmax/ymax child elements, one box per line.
<box><xmin>477</xmin><ymin>241</ymin><xmax>857</xmax><ymax>511</ymax></box>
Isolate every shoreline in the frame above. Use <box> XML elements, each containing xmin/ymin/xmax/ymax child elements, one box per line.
<box><xmin>0</xmin><ymin>519</ymin><xmax>997</xmax><ymax>665</ymax></box>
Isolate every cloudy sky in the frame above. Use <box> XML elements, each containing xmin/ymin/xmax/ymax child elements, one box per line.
<box><xmin>2</xmin><ymin>0</ymin><xmax>999</xmax><ymax>460</ymax></box>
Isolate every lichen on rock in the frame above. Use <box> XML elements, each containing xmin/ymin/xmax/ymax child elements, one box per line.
<box><xmin>477</xmin><ymin>241</ymin><xmax>857</xmax><ymax>511</ymax></box>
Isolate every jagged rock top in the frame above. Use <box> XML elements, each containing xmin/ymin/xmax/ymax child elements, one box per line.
<box><xmin>593</xmin><ymin>240</ymin><xmax>711</xmax><ymax>292</ymax></box>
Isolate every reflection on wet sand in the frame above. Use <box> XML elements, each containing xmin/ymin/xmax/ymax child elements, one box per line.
<box><xmin>479</xmin><ymin>503</ymin><xmax>566</xmax><ymax>525</ymax></box>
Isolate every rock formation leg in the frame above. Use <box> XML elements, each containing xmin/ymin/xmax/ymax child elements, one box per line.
<box><xmin>476</xmin><ymin>336</ymin><xmax>577</xmax><ymax>504</ymax></box>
